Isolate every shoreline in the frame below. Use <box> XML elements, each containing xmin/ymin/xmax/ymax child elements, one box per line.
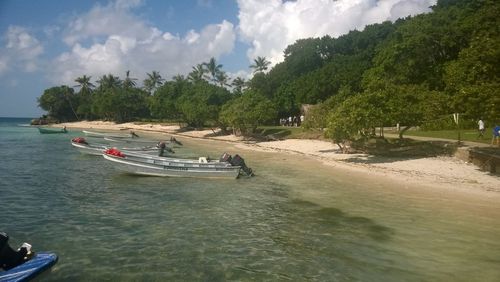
<box><xmin>58</xmin><ymin>121</ymin><xmax>500</xmax><ymax>197</ymax></box>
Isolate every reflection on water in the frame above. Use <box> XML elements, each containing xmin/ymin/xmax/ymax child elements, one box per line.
<box><xmin>1</xmin><ymin>126</ymin><xmax>500</xmax><ymax>281</ymax></box>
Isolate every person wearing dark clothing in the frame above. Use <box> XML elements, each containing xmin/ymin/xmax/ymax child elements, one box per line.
<box><xmin>0</xmin><ymin>232</ymin><xmax>32</xmax><ymax>270</ymax></box>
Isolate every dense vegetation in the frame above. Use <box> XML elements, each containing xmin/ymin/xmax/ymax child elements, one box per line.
<box><xmin>38</xmin><ymin>0</ymin><xmax>499</xmax><ymax>147</ymax></box>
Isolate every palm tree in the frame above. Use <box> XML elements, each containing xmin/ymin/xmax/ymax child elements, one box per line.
<box><xmin>231</xmin><ymin>77</ymin><xmax>246</xmax><ymax>95</ymax></box>
<box><xmin>123</xmin><ymin>70</ymin><xmax>138</xmax><ymax>89</ymax></box>
<box><xmin>188</xmin><ymin>64</ymin><xmax>207</xmax><ymax>83</ymax></box>
<box><xmin>74</xmin><ymin>75</ymin><xmax>95</xmax><ymax>94</ymax></box>
<box><xmin>74</xmin><ymin>75</ymin><xmax>95</xmax><ymax>119</ymax></box>
<box><xmin>96</xmin><ymin>74</ymin><xmax>122</xmax><ymax>90</ymax></box>
<box><xmin>172</xmin><ymin>74</ymin><xmax>186</xmax><ymax>83</ymax></box>
<box><xmin>250</xmin><ymin>56</ymin><xmax>271</xmax><ymax>73</ymax></box>
<box><xmin>215</xmin><ymin>71</ymin><xmax>231</xmax><ymax>87</ymax></box>
<box><xmin>203</xmin><ymin>57</ymin><xmax>223</xmax><ymax>82</ymax></box>
<box><xmin>143</xmin><ymin>71</ymin><xmax>165</xmax><ymax>94</ymax></box>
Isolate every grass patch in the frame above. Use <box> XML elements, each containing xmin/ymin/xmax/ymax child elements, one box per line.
<box><xmin>386</xmin><ymin>128</ymin><xmax>495</xmax><ymax>144</ymax></box>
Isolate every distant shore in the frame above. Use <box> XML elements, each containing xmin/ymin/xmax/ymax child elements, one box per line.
<box><xmin>58</xmin><ymin>120</ymin><xmax>500</xmax><ymax>196</ymax></box>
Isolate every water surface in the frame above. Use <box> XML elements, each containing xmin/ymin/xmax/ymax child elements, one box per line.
<box><xmin>1</xmin><ymin>118</ymin><xmax>499</xmax><ymax>281</ymax></box>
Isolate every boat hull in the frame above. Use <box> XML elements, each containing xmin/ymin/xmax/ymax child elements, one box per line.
<box><xmin>0</xmin><ymin>252</ymin><xmax>58</xmax><ymax>282</ymax></box>
<box><xmin>82</xmin><ymin>130</ymin><xmax>131</xmax><ymax>138</ymax></box>
<box><xmin>71</xmin><ymin>142</ymin><xmax>105</xmax><ymax>156</ymax></box>
<box><xmin>103</xmin><ymin>153</ymin><xmax>241</xmax><ymax>179</ymax></box>
<box><xmin>71</xmin><ymin>142</ymin><xmax>159</xmax><ymax>156</ymax></box>
<box><xmin>38</xmin><ymin>127</ymin><xmax>67</xmax><ymax>134</ymax></box>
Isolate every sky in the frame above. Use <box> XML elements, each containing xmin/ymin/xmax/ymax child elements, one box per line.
<box><xmin>0</xmin><ymin>0</ymin><xmax>437</xmax><ymax>118</ymax></box>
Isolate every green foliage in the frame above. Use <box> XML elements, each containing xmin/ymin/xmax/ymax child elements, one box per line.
<box><xmin>38</xmin><ymin>86</ymin><xmax>79</xmax><ymax>122</ymax></box>
<box><xmin>177</xmin><ymin>81</ymin><xmax>231</xmax><ymax>128</ymax></box>
<box><xmin>149</xmin><ymin>81</ymin><xmax>185</xmax><ymax>120</ymax></box>
<box><xmin>444</xmin><ymin>14</ymin><xmax>500</xmax><ymax>121</ymax></box>
<box><xmin>36</xmin><ymin>0</ymin><xmax>498</xmax><ymax>138</ymax></box>
<box><xmin>250</xmin><ymin>56</ymin><xmax>271</xmax><ymax>73</ymax></box>
<box><xmin>303</xmin><ymin>85</ymin><xmax>353</xmax><ymax>130</ymax></box>
<box><xmin>91</xmin><ymin>87</ymin><xmax>149</xmax><ymax>122</ymax></box>
<box><xmin>143</xmin><ymin>71</ymin><xmax>165</xmax><ymax>93</ymax></box>
<box><xmin>220</xmin><ymin>90</ymin><xmax>276</xmax><ymax>135</ymax></box>
<box><xmin>325</xmin><ymin>83</ymin><xmax>448</xmax><ymax>143</ymax></box>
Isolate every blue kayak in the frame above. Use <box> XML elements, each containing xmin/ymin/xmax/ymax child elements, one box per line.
<box><xmin>0</xmin><ymin>252</ymin><xmax>58</xmax><ymax>282</ymax></box>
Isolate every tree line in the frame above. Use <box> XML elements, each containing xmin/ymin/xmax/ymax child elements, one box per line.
<box><xmin>38</xmin><ymin>0</ymin><xmax>499</xmax><ymax>145</ymax></box>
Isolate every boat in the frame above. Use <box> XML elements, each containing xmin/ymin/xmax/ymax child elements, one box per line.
<box><xmin>38</xmin><ymin>127</ymin><xmax>67</xmax><ymax>134</ymax></box>
<box><xmin>104</xmin><ymin>136</ymin><xmax>183</xmax><ymax>147</ymax></box>
<box><xmin>0</xmin><ymin>252</ymin><xmax>58</xmax><ymax>282</ymax></box>
<box><xmin>0</xmin><ymin>232</ymin><xmax>58</xmax><ymax>281</ymax></box>
<box><xmin>82</xmin><ymin>130</ymin><xmax>137</xmax><ymax>138</ymax></box>
<box><xmin>102</xmin><ymin>149</ymin><xmax>253</xmax><ymax>179</ymax></box>
<box><xmin>71</xmin><ymin>137</ymin><xmax>165</xmax><ymax>156</ymax></box>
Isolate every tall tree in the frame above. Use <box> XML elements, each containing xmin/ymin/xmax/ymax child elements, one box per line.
<box><xmin>96</xmin><ymin>74</ymin><xmax>122</xmax><ymax>90</ymax></box>
<box><xmin>188</xmin><ymin>64</ymin><xmax>207</xmax><ymax>83</ymax></box>
<box><xmin>74</xmin><ymin>75</ymin><xmax>95</xmax><ymax>119</ymax></box>
<box><xmin>203</xmin><ymin>57</ymin><xmax>223</xmax><ymax>82</ymax></box>
<box><xmin>38</xmin><ymin>86</ymin><xmax>79</xmax><ymax>122</ymax></box>
<box><xmin>172</xmin><ymin>74</ymin><xmax>186</xmax><ymax>83</ymax></box>
<box><xmin>143</xmin><ymin>71</ymin><xmax>165</xmax><ymax>94</ymax></box>
<box><xmin>215</xmin><ymin>71</ymin><xmax>230</xmax><ymax>88</ymax></box>
<box><xmin>74</xmin><ymin>75</ymin><xmax>95</xmax><ymax>94</ymax></box>
<box><xmin>123</xmin><ymin>70</ymin><xmax>138</xmax><ymax>89</ymax></box>
<box><xmin>231</xmin><ymin>77</ymin><xmax>246</xmax><ymax>95</ymax></box>
<box><xmin>250</xmin><ymin>56</ymin><xmax>271</xmax><ymax>73</ymax></box>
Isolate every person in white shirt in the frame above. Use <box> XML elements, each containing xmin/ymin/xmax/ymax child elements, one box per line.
<box><xmin>478</xmin><ymin>119</ymin><xmax>485</xmax><ymax>139</ymax></box>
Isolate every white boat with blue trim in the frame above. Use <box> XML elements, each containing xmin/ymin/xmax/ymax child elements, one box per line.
<box><xmin>102</xmin><ymin>149</ymin><xmax>253</xmax><ymax>179</ymax></box>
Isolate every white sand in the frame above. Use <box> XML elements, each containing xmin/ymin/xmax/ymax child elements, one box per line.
<box><xmin>60</xmin><ymin>121</ymin><xmax>500</xmax><ymax>195</ymax></box>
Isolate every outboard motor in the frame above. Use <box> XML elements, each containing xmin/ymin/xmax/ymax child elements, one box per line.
<box><xmin>170</xmin><ymin>137</ymin><xmax>183</xmax><ymax>146</ymax></box>
<box><xmin>229</xmin><ymin>154</ymin><xmax>254</xmax><ymax>177</ymax></box>
<box><xmin>0</xmin><ymin>232</ymin><xmax>33</xmax><ymax>270</ymax></box>
<box><xmin>157</xmin><ymin>141</ymin><xmax>174</xmax><ymax>156</ymax></box>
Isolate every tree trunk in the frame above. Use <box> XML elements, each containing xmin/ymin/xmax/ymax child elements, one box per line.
<box><xmin>398</xmin><ymin>125</ymin><xmax>412</xmax><ymax>139</ymax></box>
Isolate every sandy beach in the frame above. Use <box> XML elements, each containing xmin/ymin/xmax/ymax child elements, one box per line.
<box><xmin>58</xmin><ymin>121</ymin><xmax>500</xmax><ymax>196</ymax></box>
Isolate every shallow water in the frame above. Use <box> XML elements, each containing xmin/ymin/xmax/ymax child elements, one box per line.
<box><xmin>1</xmin><ymin>118</ymin><xmax>500</xmax><ymax>281</ymax></box>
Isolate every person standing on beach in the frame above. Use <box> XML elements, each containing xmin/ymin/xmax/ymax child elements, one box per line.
<box><xmin>492</xmin><ymin>125</ymin><xmax>500</xmax><ymax>146</ymax></box>
<box><xmin>477</xmin><ymin>119</ymin><xmax>485</xmax><ymax>139</ymax></box>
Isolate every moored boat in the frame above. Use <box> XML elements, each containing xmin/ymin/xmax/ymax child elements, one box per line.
<box><xmin>38</xmin><ymin>127</ymin><xmax>67</xmax><ymax>134</ymax></box>
<box><xmin>102</xmin><ymin>149</ymin><xmax>253</xmax><ymax>179</ymax></box>
<box><xmin>82</xmin><ymin>130</ymin><xmax>137</xmax><ymax>138</ymax></box>
<box><xmin>71</xmin><ymin>137</ymin><xmax>163</xmax><ymax>156</ymax></box>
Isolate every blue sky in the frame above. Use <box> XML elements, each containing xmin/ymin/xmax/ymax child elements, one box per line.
<box><xmin>0</xmin><ymin>0</ymin><xmax>436</xmax><ymax>117</ymax></box>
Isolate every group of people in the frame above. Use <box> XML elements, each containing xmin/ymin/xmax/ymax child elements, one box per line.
<box><xmin>477</xmin><ymin>119</ymin><xmax>500</xmax><ymax>145</ymax></box>
<box><xmin>280</xmin><ymin>115</ymin><xmax>304</xmax><ymax>127</ymax></box>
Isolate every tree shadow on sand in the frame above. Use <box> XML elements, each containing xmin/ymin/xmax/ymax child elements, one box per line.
<box><xmin>342</xmin><ymin>138</ymin><xmax>457</xmax><ymax>165</ymax></box>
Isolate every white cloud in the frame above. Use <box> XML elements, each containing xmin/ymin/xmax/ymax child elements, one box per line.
<box><xmin>0</xmin><ymin>25</ymin><xmax>44</xmax><ymax>74</ymax></box>
<box><xmin>62</xmin><ymin>1</ymin><xmax>152</xmax><ymax>46</ymax></box>
<box><xmin>52</xmin><ymin>10</ymin><xmax>236</xmax><ymax>85</ymax></box>
<box><xmin>0</xmin><ymin>56</ymin><xmax>8</xmax><ymax>75</ymax></box>
<box><xmin>114</xmin><ymin>0</ymin><xmax>144</xmax><ymax>10</ymax></box>
<box><xmin>237</xmin><ymin>0</ymin><xmax>437</xmax><ymax>66</ymax></box>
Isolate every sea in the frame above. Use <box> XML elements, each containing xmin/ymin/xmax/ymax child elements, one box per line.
<box><xmin>1</xmin><ymin>117</ymin><xmax>500</xmax><ymax>281</ymax></box>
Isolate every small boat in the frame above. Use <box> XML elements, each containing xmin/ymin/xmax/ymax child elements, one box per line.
<box><xmin>82</xmin><ymin>130</ymin><xmax>137</xmax><ymax>138</ymax></box>
<box><xmin>102</xmin><ymin>149</ymin><xmax>253</xmax><ymax>179</ymax></box>
<box><xmin>38</xmin><ymin>127</ymin><xmax>67</xmax><ymax>134</ymax></box>
<box><xmin>71</xmin><ymin>137</ymin><xmax>164</xmax><ymax>156</ymax></box>
<box><xmin>0</xmin><ymin>252</ymin><xmax>58</xmax><ymax>282</ymax></box>
<box><xmin>104</xmin><ymin>136</ymin><xmax>183</xmax><ymax>147</ymax></box>
<box><xmin>0</xmin><ymin>232</ymin><xmax>58</xmax><ymax>281</ymax></box>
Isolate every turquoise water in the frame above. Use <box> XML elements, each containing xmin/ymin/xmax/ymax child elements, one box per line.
<box><xmin>1</xmin><ymin>117</ymin><xmax>500</xmax><ymax>281</ymax></box>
